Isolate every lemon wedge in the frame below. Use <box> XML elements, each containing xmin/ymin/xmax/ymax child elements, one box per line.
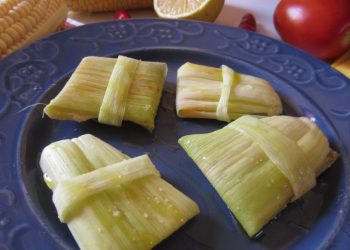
<box><xmin>154</xmin><ymin>0</ymin><xmax>224</xmax><ymax>22</ymax></box>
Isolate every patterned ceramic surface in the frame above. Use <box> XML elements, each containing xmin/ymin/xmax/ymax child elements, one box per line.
<box><xmin>0</xmin><ymin>19</ymin><xmax>349</xmax><ymax>249</ymax></box>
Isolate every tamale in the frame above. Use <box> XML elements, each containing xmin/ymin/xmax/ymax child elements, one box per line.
<box><xmin>40</xmin><ymin>134</ymin><xmax>199</xmax><ymax>250</ymax></box>
<box><xmin>44</xmin><ymin>55</ymin><xmax>167</xmax><ymax>131</ymax></box>
<box><xmin>179</xmin><ymin>115</ymin><xmax>338</xmax><ymax>236</ymax></box>
<box><xmin>176</xmin><ymin>62</ymin><xmax>282</xmax><ymax>121</ymax></box>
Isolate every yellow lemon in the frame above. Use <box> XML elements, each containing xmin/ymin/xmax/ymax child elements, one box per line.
<box><xmin>154</xmin><ymin>0</ymin><xmax>225</xmax><ymax>22</ymax></box>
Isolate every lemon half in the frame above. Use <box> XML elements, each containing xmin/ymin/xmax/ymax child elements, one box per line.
<box><xmin>154</xmin><ymin>0</ymin><xmax>225</xmax><ymax>22</ymax></box>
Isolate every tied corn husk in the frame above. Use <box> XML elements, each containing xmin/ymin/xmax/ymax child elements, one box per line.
<box><xmin>176</xmin><ymin>62</ymin><xmax>282</xmax><ymax>121</ymax></box>
<box><xmin>179</xmin><ymin>115</ymin><xmax>338</xmax><ymax>237</ymax></box>
<box><xmin>40</xmin><ymin>134</ymin><xmax>199</xmax><ymax>250</ymax></box>
<box><xmin>44</xmin><ymin>56</ymin><xmax>167</xmax><ymax>131</ymax></box>
<box><xmin>0</xmin><ymin>0</ymin><xmax>68</xmax><ymax>58</ymax></box>
<box><xmin>98</xmin><ymin>55</ymin><xmax>141</xmax><ymax>126</ymax></box>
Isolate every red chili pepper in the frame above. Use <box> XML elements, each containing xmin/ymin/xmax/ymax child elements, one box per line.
<box><xmin>114</xmin><ymin>9</ymin><xmax>131</xmax><ymax>20</ymax></box>
<box><xmin>238</xmin><ymin>13</ymin><xmax>257</xmax><ymax>32</ymax></box>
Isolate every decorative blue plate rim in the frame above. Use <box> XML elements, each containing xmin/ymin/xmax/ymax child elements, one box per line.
<box><xmin>0</xmin><ymin>18</ymin><xmax>349</xmax><ymax>249</ymax></box>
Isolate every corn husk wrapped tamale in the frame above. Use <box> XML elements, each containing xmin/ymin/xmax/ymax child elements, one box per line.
<box><xmin>44</xmin><ymin>56</ymin><xmax>167</xmax><ymax>131</ymax></box>
<box><xmin>40</xmin><ymin>134</ymin><xmax>199</xmax><ymax>250</ymax></box>
<box><xmin>176</xmin><ymin>62</ymin><xmax>282</xmax><ymax>121</ymax></box>
<box><xmin>179</xmin><ymin>115</ymin><xmax>338</xmax><ymax>237</ymax></box>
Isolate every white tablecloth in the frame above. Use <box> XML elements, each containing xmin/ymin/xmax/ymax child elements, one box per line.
<box><xmin>68</xmin><ymin>0</ymin><xmax>281</xmax><ymax>39</ymax></box>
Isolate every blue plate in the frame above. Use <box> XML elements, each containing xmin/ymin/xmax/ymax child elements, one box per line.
<box><xmin>0</xmin><ymin>19</ymin><xmax>349</xmax><ymax>249</ymax></box>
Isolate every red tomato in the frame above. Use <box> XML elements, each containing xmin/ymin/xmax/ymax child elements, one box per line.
<box><xmin>273</xmin><ymin>0</ymin><xmax>350</xmax><ymax>60</ymax></box>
